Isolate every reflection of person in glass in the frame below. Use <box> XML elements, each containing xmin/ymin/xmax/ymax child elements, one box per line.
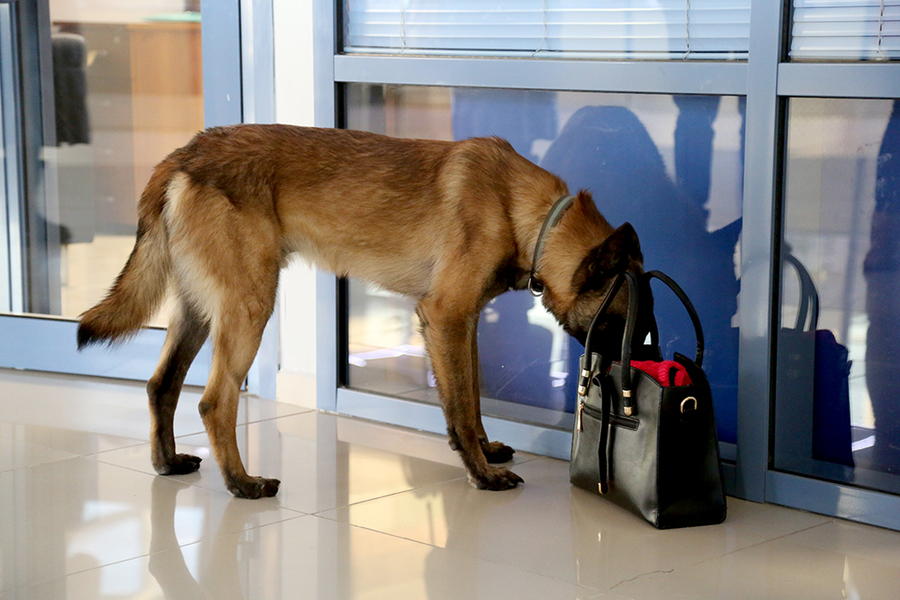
<box><xmin>864</xmin><ymin>100</ymin><xmax>900</xmax><ymax>474</ymax></box>
<box><xmin>449</xmin><ymin>91</ymin><xmax>741</xmax><ymax>425</ymax></box>
<box><xmin>542</xmin><ymin>103</ymin><xmax>741</xmax><ymax>440</ymax></box>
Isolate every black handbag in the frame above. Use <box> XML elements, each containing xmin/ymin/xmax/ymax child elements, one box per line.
<box><xmin>569</xmin><ymin>270</ymin><xmax>727</xmax><ymax>529</ymax></box>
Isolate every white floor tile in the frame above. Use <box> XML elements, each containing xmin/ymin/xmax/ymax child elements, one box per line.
<box><xmin>0</xmin><ymin>369</ymin><xmax>307</xmax><ymax>442</ymax></box>
<box><xmin>0</xmin><ymin>421</ymin><xmax>142</xmax><ymax>473</ymax></box>
<box><xmin>319</xmin><ymin>457</ymin><xmax>833</xmax><ymax>593</ymax></box>
<box><xmin>611</xmin><ymin>519</ymin><xmax>900</xmax><ymax>600</ymax></box>
<box><xmin>5</xmin><ymin>516</ymin><xmax>600</xmax><ymax>600</ymax></box>
<box><xmin>2</xmin><ymin>369</ymin><xmax>900</xmax><ymax>599</ymax></box>
<box><xmin>98</xmin><ymin>411</ymin><xmax>473</xmax><ymax>514</ymax></box>
<box><xmin>0</xmin><ymin>458</ymin><xmax>301</xmax><ymax>592</ymax></box>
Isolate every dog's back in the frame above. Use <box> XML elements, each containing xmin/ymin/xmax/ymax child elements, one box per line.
<box><xmin>170</xmin><ymin>125</ymin><xmax>559</xmax><ymax>296</ymax></box>
<box><xmin>79</xmin><ymin>124</ymin><xmax>564</xmax><ymax>345</ymax></box>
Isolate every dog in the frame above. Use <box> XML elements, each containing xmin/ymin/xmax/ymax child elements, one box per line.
<box><xmin>77</xmin><ymin>124</ymin><xmax>648</xmax><ymax>498</ymax></box>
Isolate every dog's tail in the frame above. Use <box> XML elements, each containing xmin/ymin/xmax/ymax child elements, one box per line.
<box><xmin>77</xmin><ymin>160</ymin><xmax>175</xmax><ymax>349</ymax></box>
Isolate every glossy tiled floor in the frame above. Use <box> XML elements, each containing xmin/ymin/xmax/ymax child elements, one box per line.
<box><xmin>2</xmin><ymin>369</ymin><xmax>900</xmax><ymax>599</ymax></box>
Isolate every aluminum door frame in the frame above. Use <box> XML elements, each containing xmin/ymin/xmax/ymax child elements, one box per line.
<box><xmin>0</xmin><ymin>0</ymin><xmax>277</xmax><ymax>397</ymax></box>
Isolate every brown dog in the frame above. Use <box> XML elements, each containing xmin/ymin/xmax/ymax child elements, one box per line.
<box><xmin>77</xmin><ymin>124</ymin><xmax>647</xmax><ymax>498</ymax></box>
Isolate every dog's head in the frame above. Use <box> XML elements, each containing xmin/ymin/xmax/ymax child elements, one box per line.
<box><xmin>539</xmin><ymin>191</ymin><xmax>654</xmax><ymax>357</ymax></box>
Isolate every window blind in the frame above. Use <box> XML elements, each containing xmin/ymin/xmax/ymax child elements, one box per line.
<box><xmin>344</xmin><ymin>1</ymin><xmax>751</xmax><ymax>60</ymax></box>
<box><xmin>791</xmin><ymin>0</ymin><xmax>900</xmax><ymax>60</ymax></box>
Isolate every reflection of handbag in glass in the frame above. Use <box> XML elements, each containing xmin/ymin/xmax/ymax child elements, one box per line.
<box><xmin>570</xmin><ymin>270</ymin><xmax>727</xmax><ymax>529</ymax></box>
<box><xmin>776</xmin><ymin>255</ymin><xmax>854</xmax><ymax>467</ymax></box>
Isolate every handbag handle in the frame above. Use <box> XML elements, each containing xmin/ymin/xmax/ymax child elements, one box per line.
<box><xmin>582</xmin><ymin>273</ymin><xmax>627</xmax><ymax>365</ymax></box>
<box><xmin>582</xmin><ymin>271</ymin><xmax>704</xmax><ymax>366</ymax></box>
<box><xmin>619</xmin><ymin>272</ymin><xmax>641</xmax><ymax>414</ymax></box>
<box><xmin>782</xmin><ymin>254</ymin><xmax>819</xmax><ymax>332</ymax></box>
<box><xmin>642</xmin><ymin>270</ymin><xmax>705</xmax><ymax>367</ymax></box>
<box><xmin>580</xmin><ymin>270</ymin><xmax>705</xmax><ymax>413</ymax></box>
<box><xmin>579</xmin><ymin>272</ymin><xmax>640</xmax><ymax>413</ymax></box>
<box><xmin>620</xmin><ymin>270</ymin><xmax>705</xmax><ymax>414</ymax></box>
<box><xmin>579</xmin><ymin>272</ymin><xmax>629</xmax><ymax>395</ymax></box>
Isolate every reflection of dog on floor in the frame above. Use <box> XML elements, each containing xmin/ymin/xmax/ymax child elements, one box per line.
<box><xmin>149</xmin><ymin>478</ymin><xmax>246</xmax><ymax>599</ymax></box>
<box><xmin>78</xmin><ymin>125</ymin><xmax>648</xmax><ymax>498</ymax></box>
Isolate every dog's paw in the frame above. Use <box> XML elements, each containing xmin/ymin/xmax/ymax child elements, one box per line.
<box><xmin>472</xmin><ymin>466</ymin><xmax>524</xmax><ymax>491</ymax></box>
<box><xmin>482</xmin><ymin>440</ymin><xmax>515</xmax><ymax>464</ymax></box>
<box><xmin>155</xmin><ymin>453</ymin><xmax>202</xmax><ymax>475</ymax></box>
<box><xmin>228</xmin><ymin>476</ymin><xmax>281</xmax><ymax>499</ymax></box>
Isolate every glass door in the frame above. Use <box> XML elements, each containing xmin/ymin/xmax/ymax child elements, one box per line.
<box><xmin>0</xmin><ymin>0</ymin><xmax>242</xmax><ymax>385</ymax></box>
<box><xmin>775</xmin><ymin>98</ymin><xmax>900</xmax><ymax>495</ymax></box>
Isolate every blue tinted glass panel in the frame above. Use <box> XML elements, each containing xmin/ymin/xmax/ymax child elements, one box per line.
<box><xmin>345</xmin><ymin>85</ymin><xmax>744</xmax><ymax>440</ymax></box>
<box><xmin>777</xmin><ymin>98</ymin><xmax>900</xmax><ymax>493</ymax></box>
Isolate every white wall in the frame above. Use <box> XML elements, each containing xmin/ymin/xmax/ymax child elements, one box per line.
<box><xmin>272</xmin><ymin>0</ymin><xmax>318</xmax><ymax>408</ymax></box>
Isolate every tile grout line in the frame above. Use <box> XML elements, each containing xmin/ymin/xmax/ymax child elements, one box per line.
<box><xmin>607</xmin><ymin>517</ymin><xmax>840</xmax><ymax>592</ymax></box>
<box><xmin>90</xmin><ymin>439</ymin><xmax>474</xmax><ymax>521</ymax></box>
<box><xmin>701</xmin><ymin>517</ymin><xmax>837</xmax><ymax>563</ymax></box>
<box><xmin>311</xmin><ymin>514</ymin><xmax>606</xmax><ymax>595</ymax></box>
<box><xmin>311</xmin><ymin>474</ymin><xmax>473</xmax><ymax>519</ymax></box>
<box><xmin>1</xmin><ymin>511</ymin><xmax>313</xmax><ymax>596</ymax></box>
<box><xmin>171</xmin><ymin>403</ymin><xmax>316</xmax><ymax>439</ymax></box>
<box><xmin>4</xmin><ymin>402</ymin><xmax>314</xmax><ymax>469</ymax></box>
<box><xmin>308</xmin><ymin>455</ymin><xmax>554</xmax><ymax>518</ymax></box>
<box><xmin>609</xmin><ymin>569</ymin><xmax>676</xmax><ymax>591</ymax></box>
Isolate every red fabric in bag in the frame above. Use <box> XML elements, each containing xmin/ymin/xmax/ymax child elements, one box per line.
<box><xmin>630</xmin><ymin>360</ymin><xmax>692</xmax><ymax>387</ymax></box>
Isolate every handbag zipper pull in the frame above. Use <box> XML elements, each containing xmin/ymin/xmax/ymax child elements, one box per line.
<box><xmin>577</xmin><ymin>401</ymin><xmax>585</xmax><ymax>432</ymax></box>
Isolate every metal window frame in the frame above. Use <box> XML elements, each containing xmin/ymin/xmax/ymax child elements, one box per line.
<box><xmin>1</xmin><ymin>1</ymin><xmax>23</xmax><ymax>313</ymax></box>
<box><xmin>0</xmin><ymin>1</ymin><xmax>278</xmax><ymax>398</ymax></box>
<box><xmin>313</xmin><ymin>0</ymin><xmax>900</xmax><ymax>529</ymax></box>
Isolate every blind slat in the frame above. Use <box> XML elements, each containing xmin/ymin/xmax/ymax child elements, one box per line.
<box><xmin>345</xmin><ymin>1</ymin><xmax>751</xmax><ymax>60</ymax></box>
<box><xmin>791</xmin><ymin>0</ymin><xmax>900</xmax><ymax>60</ymax></box>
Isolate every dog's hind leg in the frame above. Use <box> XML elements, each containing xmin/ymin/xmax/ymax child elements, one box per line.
<box><xmin>200</xmin><ymin>298</ymin><xmax>279</xmax><ymax>499</ymax></box>
<box><xmin>163</xmin><ymin>175</ymin><xmax>281</xmax><ymax>498</ymax></box>
<box><xmin>418</xmin><ymin>300</ymin><xmax>523</xmax><ymax>490</ymax></box>
<box><xmin>196</xmin><ymin>265</ymin><xmax>281</xmax><ymax>499</ymax></box>
<box><xmin>148</xmin><ymin>299</ymin><xmax>210</xmax><ymax>475</ymax></box>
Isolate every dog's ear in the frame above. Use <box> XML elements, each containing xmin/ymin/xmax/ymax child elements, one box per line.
<box><xmin>572</xmin><ymin>222</ymin><xmax>644</xmax><ymax>292</ymax></box>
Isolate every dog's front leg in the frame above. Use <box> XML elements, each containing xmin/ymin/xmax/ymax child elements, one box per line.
<box><xmin>417</xmin><ymin>300</ymin><xmax>524</xmax><ymax>490</ymax></box>
<box><xmin>468</xmin><ymin>322</ymin><xmax>516</xmax><ymax>464</ymax></box>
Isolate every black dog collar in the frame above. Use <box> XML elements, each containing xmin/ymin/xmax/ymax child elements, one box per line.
<box><xmin>528</xmin><ymin>194</ymin><xmax>577</xmax><ymax>296</ymax></box>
